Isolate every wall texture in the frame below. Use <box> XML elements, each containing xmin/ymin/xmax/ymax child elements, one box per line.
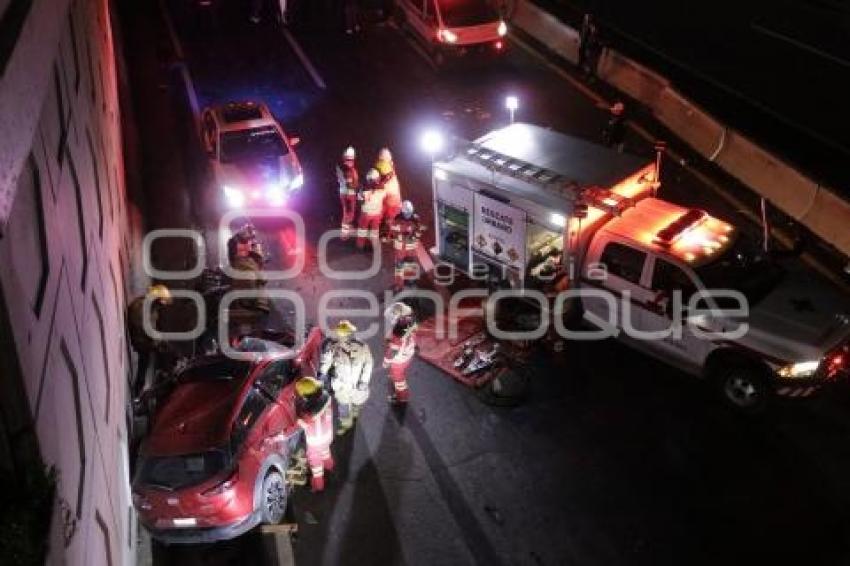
<box><xmin>0</xmin><ymin>0</ymin><xmax>142</xmax><ymax>564</ymax></box>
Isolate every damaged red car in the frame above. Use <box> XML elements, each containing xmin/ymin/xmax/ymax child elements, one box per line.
<box><xmin>132</xmin><ymin>330</ymin><xmax>321</xmax><ymax>544</ymax></box>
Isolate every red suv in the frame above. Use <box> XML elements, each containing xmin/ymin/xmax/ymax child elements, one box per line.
<box><xmin>132</xmin><ymin>330</ymin><xmax>321</xmax><ymax>544</ymax></box>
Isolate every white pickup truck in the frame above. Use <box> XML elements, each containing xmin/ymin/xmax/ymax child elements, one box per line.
<box><xmin>570</xmin><ymin>193</ymin><xmax>850</xmax><ymax>410</ymax></box>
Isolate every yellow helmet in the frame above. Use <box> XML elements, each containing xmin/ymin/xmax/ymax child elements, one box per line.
<box><xmin>334</xmin><ymin>319</ymin><xmax>357</xmax><ymax>337</ymax></box>
<box><xmin>148</xmin><ymin>284</ymin><xmax>172</xmax><ymax>305</ymax></box>
<box><xmin>375</xmin><ymin>160</ymin><xmax>393</xmax><ymax>176</ymax></box>
<box><xmin>295</xmin><ymin>376</ymin><xmax>322</xmax><ymax>398</ymax></box>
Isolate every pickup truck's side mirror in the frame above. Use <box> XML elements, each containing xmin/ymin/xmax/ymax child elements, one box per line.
<box><xmin>650</xmin><ymin>290</ymin><xmax>671</xmax><ymax>317</ymax></box>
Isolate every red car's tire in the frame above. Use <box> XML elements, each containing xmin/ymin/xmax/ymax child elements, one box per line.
<box><xmin>260</xmin><ymin>470</ymin><xmax>288</xmax><ymax>524</ymax></box>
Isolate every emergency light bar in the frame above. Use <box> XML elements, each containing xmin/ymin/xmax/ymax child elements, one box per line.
<box><xmin>654</xmin><ymin>209</ymin><xmax>708</xmax><ymax>247</ymax></box>
<box><xmin>581</xmin><ymin>186</ymin><xmax>634</xmax><ymax>216</ymax></box>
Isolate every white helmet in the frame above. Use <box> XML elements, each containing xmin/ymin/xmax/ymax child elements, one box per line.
<box><xmin>343</xmin><ymin>146</ymin><xmax>356</xmax><ymax>160</ymax></box>
<box><xmin>378</xmin><ymin>147</ymin><xmax>392</xmax><ymax>162</ymax></box>
<box><xmin>401</xmin><ymin>200</ymin><xmax>414</xmax><ymax>218</ymax></box>
<box><xmin>365</xmin><ymin>168</ymin><xmax>380</xmax><ymax>184</ymax></box>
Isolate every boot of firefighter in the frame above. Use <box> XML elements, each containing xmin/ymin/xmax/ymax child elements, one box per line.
<box><xmin>388</xmin><ymin>377</ymin><xmax>410</xmax><ymax>404</ymax></box>
<box><xmin>336</xmin><ymin>403</ymin><xmax>355</xmax><ymax>435</ymax></box>
<box><xmin>310</xmin><ymin>473</ymin><xmax>325</xmax><ymax>493</ymax></box>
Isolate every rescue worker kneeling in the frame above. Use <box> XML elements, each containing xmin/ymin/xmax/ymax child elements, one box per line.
<box><xmin>384</xmin><ymin>303</ymin><xmax>418</xmax><ymax>404</ymax></box>
<box><xmin>295</xmin><ymin>376</ymin><xmax>335</xmax><ymax>493</ymax></box>
<box><xmin>319</xmin><ymin>320</ymin><xmax>374</xmax><ymax>434</ymax></box>
<box><xmin>356</xmin><ymin>169</ymin><xmax>385</xmax><ymax>250</ymax></box>
<box><xmin>390</xmin><ymin>200</ymin><xmax>426</xmax><ymax>292</ymax></box>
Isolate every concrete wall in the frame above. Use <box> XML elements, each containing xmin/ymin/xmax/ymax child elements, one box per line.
<box><xmin>513</xmin><ymin>0</ymin><xmax>850</xmax><ymax>259</ymax></box>
<box><xmin>0</xmin><ymin>0</ymin><xmax>141</xmax><ymax>564</ymax></box>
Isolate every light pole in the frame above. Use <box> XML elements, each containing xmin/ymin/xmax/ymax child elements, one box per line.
<box><xmin>505</xmin><ymin>95</ymin><xmax>519</xmax><ymax>124</ymax></box>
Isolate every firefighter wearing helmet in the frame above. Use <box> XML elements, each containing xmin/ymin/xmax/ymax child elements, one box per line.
<box><xmin>295</xmin><ymin>376</ymin><xmax>335</xmax><ymax>492</ymax></box>
<box><xmin>318</xmin><ymin>320</ymin><xmax>374</xmax><ymax>434</ymax></box>
<box><xmin>127</xmin><ymin>284</ymin><xmax>173</xmax><ymax>397</ymax></box>
<box><xmin>336</xmin><ymin>146</ymin><xmax>359</xmax><ymax>240</ymax></box>
<box><xmin>356</xmin><ymin>168</ymin><xmax>385</xmax><ymax>250</ymax></box>
<box><xmin>383</xmin><ymin>303</ymin><xmax>418</xmax><ymax>404</ymax></box>
<box><xmin>375</xmin><ymin>147</ymin><xmax>402</xmax><ymax>241</ymax></box>
<box><xmin>389</xmin><ymin>200</ymin><xmax>426</xmax><ymax>292</ymax></box>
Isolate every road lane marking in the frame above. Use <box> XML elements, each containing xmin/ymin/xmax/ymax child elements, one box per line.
<box><xmin>158</xmin><ymin>0</ymin><xmax>201</xmax><ymax>132</ymax></box>
<box><xmin>159</xmin><ymin>0</ymin><xmax>185</xmax><ymax>60</ymax></box>
<box><xmin>514</xmin><ymin>31</ymin><xmax>850</xmax><ymax>294</ymax></box>
<box><xmin>282</xmin><ymin>28</ymin><xmax>327</xmax><ymax>90</ymax></box>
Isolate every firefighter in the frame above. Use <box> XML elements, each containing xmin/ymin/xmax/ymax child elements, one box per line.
<box><xmin>227</xmin><ymin>226</ymin><xmax>270</xmax><ymax>342</ymax></box>
<box><xmin>390</xmin><ymin>200</ymin><xmax>426</xmax><ymax>292</ymax></box>
<box><xmin>336</xmin><ymin>146</ymin><xmax>359</xmax><ymax>240</ymax></box>
<box><xmin>127</xmin><ymin>284</ymin><xmax>172</xmax><ymax>397</ymax></box>
<box><xmin>318</xmin><ymin>320</ymin><xmax>374</xmax><ymax>435</ymax></box>
<box><xmin>356</xmin><ymin>168</ymin><xmax>385</xmax><ymax>250</ymax></box>
<box><xmin>376</xmin><ymin>147</ymin><xmax>402</xmax><ymax>241</ymax></box>
<box><xmin>383</xmin><ymin>304</ymin><xmax>418</xmax><ymax>404</ymax></box>
<box><xmin>295</xmin><ymin>376</ymin><xmax>334</xmax><ymax>492</ymax></box>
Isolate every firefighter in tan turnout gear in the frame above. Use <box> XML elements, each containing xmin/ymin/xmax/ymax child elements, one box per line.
<box><xmin>319</xmin><ymin>320</ymin><xmax>374</xmax><ymax>435</ymax></box>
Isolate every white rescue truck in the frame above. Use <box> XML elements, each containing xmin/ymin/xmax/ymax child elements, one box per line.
<box><xmin>430</xmin><ymin>123</ymin><xmax>850</xmax><ymax>410</ymax></box>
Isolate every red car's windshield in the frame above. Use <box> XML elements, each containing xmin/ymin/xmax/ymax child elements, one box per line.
<box><xmin>439</xmin><ymin>0</ymin><xmax>498</xmax><ymax>27</ymax></box>
<box><xmin>178</xmin><ymin>358</ymin><xmax>252</xmax><ymax>383</ymax></box>
<box><xmin>136</xmin><ymin>449</ymin><xmax>228</xmax><ymax>490</ymax></box>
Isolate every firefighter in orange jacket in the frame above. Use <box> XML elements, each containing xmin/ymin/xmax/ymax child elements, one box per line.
<box><xmin>295</xmin><ymin>376</ymin><xmax>335</xmax><ymax>492</ymax></box>
<box><xmin>336</xmin><ymin>146</ymin><xmax>359</xmax><ymax>240</ymax></box>
<box><xmin>383</xmin><ymin>303</ymin><xmax>418</xmax><ymax>404</ymax></box>
<box><xmin>376</xmin><ymin>147</ymin><xmax>402</xmax><ymax>241</ymax></box>
<box><xmin>356</xmin><ymin>168</ymin><xmax>385</xmax><ymax>250</ymax></box>
<box><xmin>390</xmin><ymin>200</ymin><xmax>425</xmax><ymax>292</ymax></box>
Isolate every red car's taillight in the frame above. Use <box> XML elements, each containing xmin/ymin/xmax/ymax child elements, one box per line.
<box><xmin>826</xmin><ymin>352</ymin><xmax>848</xmax><ymax>379</ymax></box>
<box><xmin>822</xmin><ymin>340</ymin><xmax>850</xmax><ymax>380</ymax></box>
<box><xmin>201</xmin><ymin>468</ymin><xmax>238</xmax><ymax>497</ymax></box>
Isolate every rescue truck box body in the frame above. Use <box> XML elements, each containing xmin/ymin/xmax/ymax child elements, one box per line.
<box><xmin>430</xmin><ymin>123</ymin><xmax>850</xmax><ymax>409</ymax></box>
<box><xmin>431</xmin><ymin>123</ymin><xmax>656</xmax><ymax>288</ymax></box>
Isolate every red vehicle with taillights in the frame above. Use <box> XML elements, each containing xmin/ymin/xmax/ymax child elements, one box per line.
<box><xmin>132</xmin><ymin>330</ymin><xmax>321</xmax><ymax>544</ymax></box>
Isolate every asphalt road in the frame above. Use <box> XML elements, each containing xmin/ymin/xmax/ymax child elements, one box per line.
<box><xmin>124</xmin><ymin>1</ymin><xmax>850</xmax><ymax>564</ymax></box>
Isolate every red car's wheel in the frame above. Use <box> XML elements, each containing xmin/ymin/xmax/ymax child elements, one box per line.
<box><xmin>261</xmin><ymin>470</ymin><xmax>287</xmax><ymax>524</ymax></box>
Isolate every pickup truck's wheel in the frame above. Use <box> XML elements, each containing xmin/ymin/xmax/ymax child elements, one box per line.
<box><xmin>261</xmin><ymin>470</ymin><xmax>287</xmax><ymax>524</ymax></box>
<box><xmin>715</xmin><ymin>366</ymin><xmax>769</xmax><ymax>412</ymax></box>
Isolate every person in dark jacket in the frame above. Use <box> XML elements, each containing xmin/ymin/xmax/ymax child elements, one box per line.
<box><xmin>602</xmin><ymin>101</ymin><xmax>626</xmax><ymax>152</ymax></box>
<box><xmin>127</xmin><ymin>285</ymin><xmax>172</xmax><ymax>397</ymax></box>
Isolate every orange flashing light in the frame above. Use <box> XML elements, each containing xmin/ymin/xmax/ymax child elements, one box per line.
<box><xmin>654</xmin><ymin>209</ymin><xmax>708</xmax><ymax>247</ymax></box>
